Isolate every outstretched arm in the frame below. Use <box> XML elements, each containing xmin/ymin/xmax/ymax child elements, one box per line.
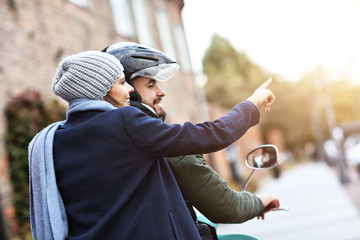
<box><xmin>123</xmin><ymin>78</ymin><xmax>276</xmax><ymax>159</ymax></box>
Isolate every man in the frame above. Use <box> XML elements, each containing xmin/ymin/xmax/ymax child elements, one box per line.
<box><xmin>102</xmin><ymin>42</ymin><xmax>278</xmax><ymax>238</ymax></box>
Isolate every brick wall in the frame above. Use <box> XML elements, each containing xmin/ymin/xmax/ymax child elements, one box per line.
<box><xmin>0</xmin><ymin>0</ymin><xmax>198</xmax><ymax>158</ymax></box>
<box><xmin>0</xmin><ymin>0</ymin><xmax>201</xmax><ymax>235</ymax></box>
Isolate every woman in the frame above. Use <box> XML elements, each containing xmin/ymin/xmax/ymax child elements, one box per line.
<box><xmin>29</xmin><ymin>51</ymin><xmax>276</xmax><ymax>240</ymax></box>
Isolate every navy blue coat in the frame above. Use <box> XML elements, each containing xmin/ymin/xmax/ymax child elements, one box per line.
<box><xmin>53</xmin><ymin>101</ymin><xmax>259</xmax><ymax>239</ymax></box>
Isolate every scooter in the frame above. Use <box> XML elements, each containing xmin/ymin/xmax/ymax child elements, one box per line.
<box><xmin>196</xmin><ymin>144</ymin><xmax>288</xmax><ymax>240</ymax></box>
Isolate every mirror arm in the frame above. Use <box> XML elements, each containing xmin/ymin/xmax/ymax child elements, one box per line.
<box><xmin>242</xmin><ymin>169</ymin><xmax>256</xmax><ymax>191</ymax></box>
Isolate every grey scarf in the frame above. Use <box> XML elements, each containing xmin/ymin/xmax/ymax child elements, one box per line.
<box><xmin>28</xmin><ymin>99</ymin><xmax>116</xmax><ymax>240</ymax></box>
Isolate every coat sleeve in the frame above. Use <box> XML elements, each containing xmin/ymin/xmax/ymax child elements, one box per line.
<box><xmin>120</xmin><ymin>100</ymin><xmax>260</xmax><ymax>159</ymax></box>
<box><xmin>167</xmin><ymin>154</ymin><xmax>264</xmax><ymax>223</ymax></box>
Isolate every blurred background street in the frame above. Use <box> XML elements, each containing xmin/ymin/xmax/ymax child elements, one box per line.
<box><xmin>218</xmin><ymin>161</ymin><xmax>360</xmax><ymax>240</ymax></box>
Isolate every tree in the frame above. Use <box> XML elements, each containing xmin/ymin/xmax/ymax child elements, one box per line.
<box><xmin>202</xmin><ymin>34</ymin><xmax>315</xmax><ymax>154</ymax></box>
<box><xmin>330</xmin><ymin>79</ymin><xmax>360</xmax><ymax>124</ymax></box>
<box><xmin>203</xmin><ymin>34</ymin><xmax>266</xmax><ymax>108</ymax></box>
<box><xmin>260</xmin><ymin>77</ymin><xmax>315</xmax><ymax>150</ymax></box>
<box><xmin>202</xmin><ymin>34</ymin><xmax>360</xmax><ymax>157</ymax></box>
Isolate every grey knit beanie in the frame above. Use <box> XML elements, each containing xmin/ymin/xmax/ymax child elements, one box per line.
<box><xmin>52</xmin><ymin>51</ymin><xmax>124</xmax><ymax>102</ymax></box>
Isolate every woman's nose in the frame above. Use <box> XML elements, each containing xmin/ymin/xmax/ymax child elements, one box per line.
<box><xmin>127</xmin><ymin>83</ymin><xmax>134</xmax><ymax>93</ymax></box>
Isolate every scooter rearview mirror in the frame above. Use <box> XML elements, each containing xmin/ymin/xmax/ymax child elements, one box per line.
<box><xmin>245</xmin><ymin>145</ymin><xmax>278</xmax><ymax>170</ymax></box>
<box><xmin>242</xmin><ymin>144</ymin><xmax>278</xmax><ymax>191</ymax></box>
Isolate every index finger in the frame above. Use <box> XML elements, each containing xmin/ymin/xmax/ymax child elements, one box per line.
<box><xmin>259</xmin><ymin>77</ymin><xmax>272</xmax><ymax>89</ymax></box>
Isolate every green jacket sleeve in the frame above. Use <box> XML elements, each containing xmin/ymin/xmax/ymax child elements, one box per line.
<box><xmin>167</xmin><ymin>154</ymin><xmax>264</xmax><ymax>223</ymax></box>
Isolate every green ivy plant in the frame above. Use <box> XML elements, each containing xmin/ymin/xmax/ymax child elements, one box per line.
<box><xmin>4</xmin><ymin>90</ymin><xmax>65</xmax><ymax>236</ymax></box>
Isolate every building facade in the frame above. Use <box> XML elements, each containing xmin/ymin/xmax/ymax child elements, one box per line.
<box><xmin>0</xmin><ymin>0</ymin><xmax>200</xmax><ymax>153</ymax></box>
<box><xmin>0</xmin><ymin>0</ymin><xmax>204</xmax><ymax>235</ymax></box>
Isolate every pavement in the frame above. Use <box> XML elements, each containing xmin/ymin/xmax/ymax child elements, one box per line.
<box><xmin>217</xmin><ymin>161</ymin><xmax>360</xmax><ymax>240</ymax></box>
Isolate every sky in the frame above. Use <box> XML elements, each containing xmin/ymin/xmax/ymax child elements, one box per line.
<box><xmin>182</xmin><ymin>0</ymin><xmax>360</xmax><ymax>83</ymax></box>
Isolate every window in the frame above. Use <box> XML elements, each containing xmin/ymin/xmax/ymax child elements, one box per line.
<box><xmin>155</xmin><ymin>8</ymin><xmax>177</xmax><ymax>59</ymax></box>
<box><xmin>110</xmin><ymin>0</ymin><xmax>135</xmax><ymax>38</ymax></box>
<box><xmin>132</xmin><ymin>0</ymin><xmax>154</xmax><ymax>47</ymax></box>
<box><xmin>68</xmin><ymin>0</ymin><xmax>90</xmax><ymax>7</ymax></box>
<box><xmin>173</xmin><ymin>23</ymin><xmax>191</xmax><ymax>73</ymax></box>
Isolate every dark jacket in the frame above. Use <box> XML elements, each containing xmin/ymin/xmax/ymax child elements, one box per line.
<box><xmin>53</xmin><ymin>101</ymin><xmax>259</xmax><ymax>239</ymax></box>
<box><xmin>167</xmin><ymin>154</ymin><xmax>264</xmax><ymax>223</ymax></box>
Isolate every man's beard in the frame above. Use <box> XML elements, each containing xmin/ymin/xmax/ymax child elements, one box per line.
<box><xmin>157</xmin><ymin>108</ymin><xmax>167</xmax><ymax>121</ymax></box>
<box><xmin>153</xmin><ymin>100</ymin><xmax>167</xmax><ymax>121</ymax></box>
